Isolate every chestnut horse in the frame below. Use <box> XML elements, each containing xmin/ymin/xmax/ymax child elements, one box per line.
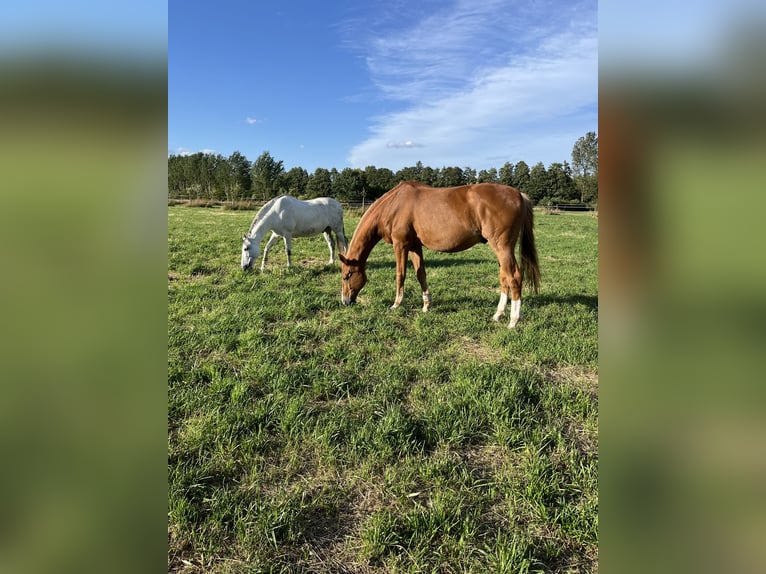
<box><xmin>339</xmin><ymin>181</ymin><xmax>540</xmax><ymax>328</ymax></box>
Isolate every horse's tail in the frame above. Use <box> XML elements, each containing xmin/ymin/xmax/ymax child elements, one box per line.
<box><xmin>334</xmin><ymin>200</ymin><xmax>349</xmax><ymax>253</ymax></box>
<box><xmin>338</xmin><ymin>222</ymin><xmax>349</xmax><ymax>253</ymax></box>
<box><xmin>520</xmin><ymin>192</ymin><xmax>540</xmax><ymax>294</ymax></box>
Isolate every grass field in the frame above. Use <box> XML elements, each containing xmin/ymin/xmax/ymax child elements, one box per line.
<box><xmin>168</xmin><ymin>205</ymin><xmax>598</xmax><ymax>573</ymax></box>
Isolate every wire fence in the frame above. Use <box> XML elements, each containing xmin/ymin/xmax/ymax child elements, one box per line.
<box><xmin>168</xmin><ymin>198</ymin><xmax>597</xmax><ymax>215</ymax></box>
<box><xmin>167</xmin><ymin>198</ymin><xmax>375</xmax><ymax>212</ymax></box>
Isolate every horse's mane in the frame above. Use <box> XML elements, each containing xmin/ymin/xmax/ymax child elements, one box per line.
<box><xmin>348</xmin><ymin>182</ymin><xmax>409</xmax><ymax>254</ymax></box>
<box><xmin>348</xmin><ymin>186</ymin><xmax>405</xmax><ymax>253</ymax></box>
<box><xmin>248</xmin><ymin>196</ymin><xmax>282</xmax><ymax>235</ymax></box>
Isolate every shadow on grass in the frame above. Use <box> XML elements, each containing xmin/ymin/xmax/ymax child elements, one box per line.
<box><xmin>364</xmin><ymin>257</ymin><xmax>492</xmax><ymax>270</ymax></box>
<box><xmin>527</xmin><ymin>293</ymin><xmax>598</xmax><ymax>312</ymax></box>
<box><xmin>411</xmin><ymin>292</ymin><xmax>598</xmax><ymax>317</ymax></box>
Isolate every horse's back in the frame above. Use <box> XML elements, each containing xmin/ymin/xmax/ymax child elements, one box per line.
<box><xmin>278</xmin><ymin>196</ymin><xmax>344</xmax><ymax>237</ymax></box>
<box><xmin>384</xmin><ymin>182</ymin><xmax>524</xmax><ymax>251</ymax></box>
<box><xmin>304</xmin><ymin>196</ymin><xmax>336</xmax><ymax>206</ymax></box>
<box><xmin>389</xmin><ymin>181</ymin><xmax>523</xmax><ymax>219</ymax></box>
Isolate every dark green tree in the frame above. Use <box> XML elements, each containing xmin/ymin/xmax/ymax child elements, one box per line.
<box><xmin>420</xmin><ymin>166</ymin><xmax>438</xmax><ymax>186</ymax></box>
<box><xmin>333</xmin><ymin>168</ymin><xmax>365</xmax><ymax>202</ymax></box>
<box><xmin>512</xmin><ymin>161</ymin><xmax>530</xmax><ymax>191</ymax></box>
<box><xmin>498</xmin><ymin>161</ymin><xmax>515</xmax><ymax>186</ymax></box>
<box><xmin>168</xmin><ymin>154</ymin><xmax>187</xmax><ymax>198</ymax></box>
<box><xmin>214</xmin><ymin>154</ymin><xmax>233</xmax><ymax>200</ymax></box>
<box><xmin>547</xmin><ymin>161</ymin><xmax>578</xmax><ymax>202</ymax></box>
<box><xmin>438</xmin><ymin>166</ymin><xmax>466</xmax><ymax>187</ymax></box>
<box><xmin>227</xmin><ymin>151</ymin><xmax>252</xmax><ymax>200</ymax></box>
<box><xmin>396</xmin><ymin>164</ymin><xmax>421</xmax><ymax>181</ymax></box>
<box><xmin>571</xmin><ymin>131</ymin><xmax>598</xmax><ymax>203</ymax></box>
<box><xmin>363</xmin><ymin>166</ymin><xmax>396</xmax><ymax>201</ymax></box>
<box><xmin>283</xmin><ymin>166</ymin><xmax>309</xmax><ymax>197</ymax></box>
<box><xmin>305</xmin><ymin>167</ymin><xmax>333</xmax><ymax>199</ymax></box>
<box><xmin>251</xmin><ymin>151</ymin><xmax>284</xmax><ymax>201</ymax></box>
<box><xmin>477</xmin><ymin>167</ymin><xmax>499</xmax><ymax>183</ymax></box>
<box><xmin>526</xmin><ymin>162</ymin><xmax>549</xmax><ymax>204</ymax></box>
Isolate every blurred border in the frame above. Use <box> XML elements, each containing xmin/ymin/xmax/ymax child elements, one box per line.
<box><xmin>601</xmin><ymin>2</ymin><xmax>766</xmax><ymax>573</ymax></box>
<box><xmin>4</xmin><ymin>1</ymin><xmax>766</xmax><ymax>572</ymax></box>
<box><xmin>0</xmin><ymin>4</ymin><xmax>167</xmax><ymax>574</ymax></box>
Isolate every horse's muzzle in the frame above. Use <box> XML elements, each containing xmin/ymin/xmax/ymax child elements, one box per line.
<box><xmin>341</xmin><ymin>294</ymin><xmax>355</xmax><ymax>306</ymax></box>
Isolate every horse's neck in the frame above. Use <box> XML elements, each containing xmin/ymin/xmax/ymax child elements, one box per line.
<box><xmin>349</xmin><ymin>208</ymin><xmax>383</xmax><ymax>263</ymax></box>
<box><xmin>248</xmin><ymin>208</ymin><xmax>276</xmax><ymax>239</ymax></box>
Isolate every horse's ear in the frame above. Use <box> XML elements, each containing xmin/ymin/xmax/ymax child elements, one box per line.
<box><xmin>338</xmin><ymin>253</ymin><xmax>348</xmax><ymax>264</ymax></box>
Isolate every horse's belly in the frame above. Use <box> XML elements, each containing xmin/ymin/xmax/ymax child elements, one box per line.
<box><xmin>422</xmin><ymin>231</ymin><xmax>483</xmax><ymax>253</ymax></box>
<box><xmin>292</xmin><ymin>223</ymin><xmax>328</xmax><ymax>237</ymax></box>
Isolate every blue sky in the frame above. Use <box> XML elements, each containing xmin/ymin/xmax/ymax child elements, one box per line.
<box><xmin>600</xmin><ymin>0</ymin><xmax>766</xmax><ymax>71</ymax></box>
<box><xmin>0</xmin><ymin>1</ymin><xmax>166</xmax><ymax>56</ymax></box>
<box><xmin>169</xmin><ymin>0</ymin><xmax>597</xmax><ymax>172</ymax></box>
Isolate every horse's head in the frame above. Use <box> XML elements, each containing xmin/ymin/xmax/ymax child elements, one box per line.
<box><xmin>241</xmin><ymin>235</ymin><xmax>259</xmax><ymax>271</ymax></box>
<box><xmin>339</xmin><ymin>253</ymin><xmax>367</xmax><ymax>305</ymax></box>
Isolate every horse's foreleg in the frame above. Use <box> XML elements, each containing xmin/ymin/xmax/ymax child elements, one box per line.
<box><xmin>391</xmin><ymin>244</ymin><xmax>408</xmax><ymax>310</ymax></box>
<box><xmin>408</xmin><ymin>247</ymin><xmax>430</xmax><ymax>312</ymax></box>
<box><xmin>323</xmin><ymin>230</ymin><xmax>335</xmax><ymax>264</ymax></box>
<box><xmin>507</xmin><ymin>259</ymin><xmax>523</xmax><ymax>328</ymax></box>
<box><xmin>261</xmin><ymin>232</ymin><xmax>280</xmax><ymax>271</ymax></box>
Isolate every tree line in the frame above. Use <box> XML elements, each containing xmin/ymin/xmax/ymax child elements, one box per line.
<box><xmin>168</xmin><ymin>132</ymin><xmax>597</xmax><ymax>206</ymax></box>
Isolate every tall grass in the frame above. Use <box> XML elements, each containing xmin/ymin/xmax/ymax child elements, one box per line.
<box><xmin>168</xmin><ymin>206</ymin><xmax>598</xmax><ymax>572</ymax></box>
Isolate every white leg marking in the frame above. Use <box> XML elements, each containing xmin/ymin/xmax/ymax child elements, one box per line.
<box><xmin>493</xmin><ymin>292</ymin><xmax>508</xmax><ymax>321</ymax></box>
<box><xmin>324</xmin><ymin>231</ymin><xmax>335</xmax><ymax>264</ymax></box>
<box><xmin>421</xmin><ymin>292</ymin><xmax>432</xmax><ymax>312</ymax></box>
<box><xmin>508</xmin><ymin>299</ymin><xmax>521</xmax><ymax>328</ymax></box>
<box><xmin>283</xmin><ymin>236</ymin><xmax>293</xmax><ymax>267</ymax></box>
<box><xmin>390</xmin><ymin>291</ymin><xmax>404</xmax><ymax>310</ymax></box>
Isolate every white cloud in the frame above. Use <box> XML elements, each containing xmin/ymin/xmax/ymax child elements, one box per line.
<box><xmin>346</xmin><ymin>0</ymin><xmax>597</xmax><ymax>170</ymax></box>
<box><xmin>169</xmin><ymin>147</ymin><xmax>193</xmax><ymax>156</ymax></box>
<box><xmin>245</xmin><ymin>117</ymin><xmax>258</xmax><ymax>125</ymax></box>
<box><xmin>387</xmin><ymin>140</ymin><xmax>423</xmax><ymax>148</ymax></box>
<box><xmin>168</xmin><ymin>147</ymin><xmax>217</xmax><ymax>156</ymax></box>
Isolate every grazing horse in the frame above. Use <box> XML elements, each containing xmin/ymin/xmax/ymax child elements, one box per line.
<box><xmin>241</xmin><ymin>195</ymin><xmax>348</xmax><ymax>271</ymax></box>
<box><xmin>339</xmin><ymin>181</ymin><xmax>540</xmax><ymax>328</ymax></box>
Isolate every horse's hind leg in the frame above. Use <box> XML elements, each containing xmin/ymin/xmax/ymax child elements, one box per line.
<box><xmin>493</xmin><ymin>251</ymin><xmax>523</xmax><ymax>328</ymax></box>
<box><xmin>507</xmin><ymin>258</ymin><xmax>523</xmax><ymax>328</ymax></box>
<box><xmin>492</xmin><ymin>274</ymin><xmax>510</xmax><ymax>321</ymax></box>
<box><xmin>282</xmin><ymin>234</ymin><xmax>293</xmax><ymax>267</ymax></box>
<box><xmin>322</xmin><ymin>229</ymin><xmax>336</xmax><ymax>264</ymax></box>
<box><xmin>336</xmin><ymin>225</ymin><xmax>349</xmax><ymax>253</ymax></box>
<box><xmin>408</xmin><ymin>246</ymin><xmax>431</xmax><ymax>312</ymax></box>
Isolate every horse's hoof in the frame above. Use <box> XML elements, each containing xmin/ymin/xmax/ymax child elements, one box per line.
<box><xmin>492</xmin><ymin>314</ymin><xmax>502</xmax><ymax>322</ymax></box>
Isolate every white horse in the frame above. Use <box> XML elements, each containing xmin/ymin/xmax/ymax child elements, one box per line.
<box><xmin>241</xmin><ymin>195</ymin><xmax>349</xmax><ymax>271</ymax></box>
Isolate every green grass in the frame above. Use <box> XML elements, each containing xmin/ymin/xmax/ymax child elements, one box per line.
<box><xmin>168</xmin><ymin>206</ymin><xmax>598</xmax><ymax>573</ymax></box>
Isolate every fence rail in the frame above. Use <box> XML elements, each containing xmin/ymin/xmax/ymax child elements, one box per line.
<box><xmin>547</xmin><ymin>203</ymin><xmax>596</xmax><ymax>212</ymax></box>
<box><xmin>167</xmin><ymin>198</ymin><xmax>375</xmax><ymax>211</ymax></box>
<box><xmin>168</xmin><ymin>198</ymin><xmax>596</xmax><ymax>213</ymax></box>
